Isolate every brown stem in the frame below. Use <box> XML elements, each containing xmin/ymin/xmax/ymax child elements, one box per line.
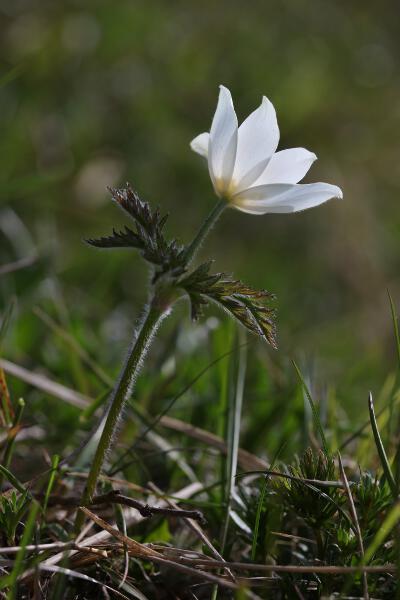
<box><xmin>37</xmin><ymin>490</ymin><xmax>205</xmax><ymax>524</ymax></box>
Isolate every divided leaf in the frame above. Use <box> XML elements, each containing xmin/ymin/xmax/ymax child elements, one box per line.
<box><xmin>86</xmin><ymin>186</ymin><xmax>277</xmax><ymax>348</ymax></box>
<box><xmin>86</xmin><ymin>226</ymin><xmax>142</xmax><ymax>250</ymax></box>
<box><xmin>86</xmin><ymin>185</ymin><xmax>186</xmax><ymax>279</ymax></box>
<box><xmin>179</xmin><ymin>261</ymin><xmax>276</xmax><ymax>348</ymax></box>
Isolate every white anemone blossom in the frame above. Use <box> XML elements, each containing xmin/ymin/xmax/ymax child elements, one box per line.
<box><xmin>190</xmin><ymin>85</ymin><xmax>342</xmax><ymax>214</ymax></box>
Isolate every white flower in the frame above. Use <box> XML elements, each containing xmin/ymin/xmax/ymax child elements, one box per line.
<box><xmin>190</xmin><ymin>85</ymin><xmax>343</xmax><ymax>214</ymax></box>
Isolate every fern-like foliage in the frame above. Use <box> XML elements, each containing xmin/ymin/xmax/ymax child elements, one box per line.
<box><xmin>86</xmin><ymin>185</ymin><xmax>186</xmax><ymax>280</ymax></box>
<box><xmin>179</xmin><ymin>261</ymin><xmax>276</xmax><ymax>348</ymax></box>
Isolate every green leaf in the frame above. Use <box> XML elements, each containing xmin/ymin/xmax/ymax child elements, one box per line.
<box><xmin>179</xmin><ymin>262</ymin><xmax>276</xmax><ymax>347</ymax></box>
<box><xmin>87</xmin><ymin>226</ymin><xmax>143</xmax><ymax>249</ymax></box>
<box><xmin>87</xmin><ymin>185</ymin><xmax>186</xmax><ymax>279</ymax></box>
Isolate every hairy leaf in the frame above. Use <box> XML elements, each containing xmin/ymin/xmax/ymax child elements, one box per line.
<box><xmin>86</xmin><ymin>185</ymin><xmax>186</xmax><ymax>279</ymax></box>
<box><xmin>179</xmin><ymin>261</ymin><xmax>276</xmax><ymax>347</ymax></box>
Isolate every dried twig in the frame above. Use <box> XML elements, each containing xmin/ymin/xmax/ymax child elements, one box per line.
<box><xmin>0</xmin><ymin>359</ymin><xmax>268</xmax><ymax>471</ymax></box>
<box><xmin>239</xmin><ymin>468</ymin><xmax>346</xmax><ymax>488</ymax></box>
<box><xmin>81</xmin><ymin>507</ymin><xmax>237</xmax><ymax>590</ymax></box>
<box><xmin>23</xmin><ymin>482</ymin><xmax>202</xmax><ymax>575</ymax></box>
<box><xmin>91</xmin><ymin>490</ymin><xmax>206</xmax><ymax>523</ymax></box>
<box><xmin>79</xmin><ymin>507</ymin><xmax>161</xmax><ymax>558</ymax></box>
<box><xmin>159</xmin><ymin>414</ymin><xmax>268</xmax><ymax>471</ymax></box>
<box><xmin>0</xmin><ymin>359</ymin><xmax>89</xmax><ymax>410</ymax></box>
<box><xmin>0</xmin><ymin>255</ymin><xmax>37</xmax><ymax>277</ymax></box>
<box><xmin>175</xmin><ymin>556</ymin><xmax>396</xmax><ymax>575</ymax></box>
<box><xmin>0</xmin><ymin>542</ymin><xmax>86</xmax><ymax>555</ymax></box>
<box><xmin>38</xmin><ymin>489</ymin><xmax>205</xmax><ymax>523</ymax></box>
<box><xmin>148</xmin><ymin>481</ymin><xmax>235</xmax><ymax>582</ymax></box>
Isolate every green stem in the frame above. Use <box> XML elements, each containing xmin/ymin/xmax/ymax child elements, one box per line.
<box><xmin>75</xmin><ymin>198</ymin><xmax>227</xmax><ymax>532</ymax></box>
<box><xmin>183</xmin><ymin>199</ymin><xmax>226</xmax><ymax>265</ymax></box>
<box><xmin>74</xmin><ymin>292</ymin><xmax>171</xmax><ymax>531</ymax></box>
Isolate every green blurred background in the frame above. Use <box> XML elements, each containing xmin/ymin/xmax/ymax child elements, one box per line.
<box><xmin>1</xmin><ymin>0</ymin><xmax>400</xmax><ymax>454</ymax></box>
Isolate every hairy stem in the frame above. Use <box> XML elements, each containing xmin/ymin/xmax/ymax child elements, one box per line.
<box><xmin>75</xmin><ymin>198</ymin><xmax>227</xmax><ymax>532</ymax></box>
<box><xmin>183</xmin><ymin>199</ymin><xmax>226</xmax><ymax>266</ymax></box>
<box><xmin>75</xmin><ymin>292</ymin><xmax>171</xmax><ymax>531</ymax></box>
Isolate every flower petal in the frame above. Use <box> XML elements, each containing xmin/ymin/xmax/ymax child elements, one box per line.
<box><xmin>255</xmin><ymin>148</ymin><xmax>317</xmax><ymax>185</ymax></box>
<box><xmin>232</xmin><ymin>182</ymin><xmax>343</xmax><ymax>214</ymax></box>
<box><xmin>232</xmin><ymin>96</ymin><xmax>280</xmax><ymax>191</ymax></box>
<box><xmin>208</xmin><ymin>85</ymin><xmax>238</xmax><ymax>195</ymax></box>
<box><xmin>190</xmin><ymin>132</ymin><xmax>209</xmax><ymax>158</ymax></box>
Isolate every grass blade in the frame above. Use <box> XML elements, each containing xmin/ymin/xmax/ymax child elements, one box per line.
<box><xmin>129</xmin><ymin>341</ymin><xmax>244</xmax><ymax>458</ymax></box>
<box><xmin>292</xmin><ymin>359</ymin><xmax>329</xmax><ymax>455</ymax></box>
<box><xmin>1</xmin><ymin>501</ymin><xmax>40</xmax><ymax>597</ymax></box>
<box><xmin>212</xmin><ymin>328</ymin><xmax>247</xmax><ymax>600</ymax></box>
<box><xmin>363</xmin><ymin>501</ymin><xmax>400</xmax><ymax>564</ymax></box>
<box><xmin>368</xmin><ymin>392</ymin><xmax>397</xmax><ymax>498</ymax></box>
<box><xmin>227</xmin><ymin>331</ymin><xmax>247</xmax><ymax>500</ymax></box>
<box><xmin>221</xmin><ymin>328</ymin><xmax>247</xmax><ymax>549</ymax></box>
<box><xmin>42</xmin><ymin>454</ymin><xmax>60</xmax><ymax>516</ymax></box>
<box><xmin>251</xmin><ymin>443</ymin><xmax>285</xmax><ymax>561</ymax></box>
<box><xmin>388</xmin><ymin>289</ymin><xmax>400</xmax><ymax>371</ymax></box>
<box><xmin>387</xmin><ymin>290</ymin><xmax>400</xmax><ymax>497</ymax></box>
<box><xmin>0</xmin><ymin>465</ymin><xmax>30</xmax><ymax>496</ymax></box>
<box><xmin>33</xmin><ymin>307</ymin><xmax>113</xmax><ymax>387</ymax></box>
<box><xmin>79</xmin><ymin>388</ymin><xmax>110</xmax><ymax>424</ymax></box>
<box><xmin>38</xmin><ymin>565</ymin><xmax>131</xmax><ymax>600</ymax></box>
